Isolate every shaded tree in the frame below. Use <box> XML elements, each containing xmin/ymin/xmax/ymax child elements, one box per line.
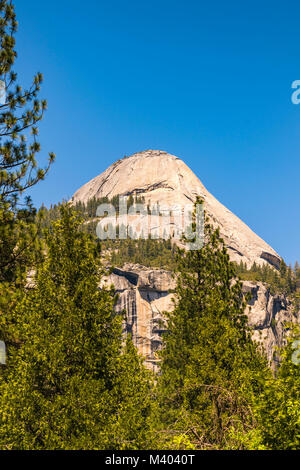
<box><xmin>156</xmin><ymin>199</ymin><xmax>269</xmax><ymax>449</ymax></box>
<box><xmin>253</xmin><ymin>326</ymin><xmax>300</xmax><ymax>450</ymax></box>
<box><xmin>0</xmin><ymin>205</ymin><xmax>153</xmax><ymax>450</ymax></box>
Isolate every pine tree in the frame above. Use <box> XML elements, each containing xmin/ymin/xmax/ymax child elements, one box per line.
<box><xmin>0</xmin><ymin>205</ymin><xmax>152</xmax><ymax>450</ymax></box>
<box><xmin>0</xmin><ymin>0</ymin><xmax>55</xmax><ymax>207</ymax></box>
<box><xmin>156</xmin><ymin>199</ymin><xmax>269</xmax><ymax>449</ymax></box>
<box><xmin>253</xmin><ymin>326</ymin><xmax>300</xmax><ymax>449</ymax></box>
<box><xmin>0</xmin><ymin>0</ymin><xmax>55</xmax><ymax>283</ymax></box>
<box><xmin>106</xmin><ymin>335</ymin><xmax>154</xmax><ymax>450</ymax></box>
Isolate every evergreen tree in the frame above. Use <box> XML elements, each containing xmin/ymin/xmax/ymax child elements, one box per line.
<box><xmin>253</xmin><ymin>326</ymin><xmax>300</xmax><ymax>450</ymax></box>
<box><xmin>106</xmin><ymin>335</ymin><xmax>154</xmax><ymax>450</ymax></box>
<box><xmin>0</xmin><ymin>205</ymin><xmax>152</xmax><ymax>450</ymax></box>
<box><xmin>0</xmin><ymin>0</ymin><xmax>55</xmax><ymax>283</ymax></box>
<box><xmin>156</xmin><ymin>199</ymin><xmax>269</xmax><ymax>449</ymax></box>
<box><xmin>294</xmin><ymin>261</ymin><xmax>300</xmax><ymax>279</ymax></box>
<box><xmin>0</xmin><ymin>0</ymin><xmax>55</xmax><ymax>207</ymax></box>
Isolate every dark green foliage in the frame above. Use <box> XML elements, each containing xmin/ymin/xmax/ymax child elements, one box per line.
<box><xmin>253</xmin><ymin>326</ymin><xmax>300</xmax><ymax>449</ymax></box>
<box><xmin>1</xmin><ymin>1</ymin><xmax>299</xmax><ymax>452</ymax></box>
<box><xmin>0</xmin><ymin>1</ymin><xmax>55</xmax><ymax>208</ymax></box>
<box><xmin>36</xmin><ymin>198</ymin><xmax>178</xmax><ymax>269</ymax></box>
<box><xmin>65</xmin><ymin>194</ymin><xmax>145</xmax><ymax>221</ymax></box>
<box><xmin>0</xmin><ymin>198</ymin><xmax>42</xmax><ymax>283</ymax></box>
<box><xmin>37</xmin><ymin>199</ymin><xmax>300</xmax><ymax>291</ymax></box>
<box><xmin>38</xmin><ymin>195</ymin><xmax>145</xmax><ymax>226</ymax></box>
<box><xmin>236</xmin><ymin>259</ymin><xmax>297</xmax><ymax>296</ymax></box>
<box><xmin>108</xmin><ymin>335</ymin><xmax>154</xmax><ymax>449</ymax></box>
<box><xmin>155</xmin><ymin>200</ymin><xmax>269</xmax><ymax>449</ymax></box>
<box><xmin>0</xmin><ymin>205</ymin><xmax>153</xmax><ymax>450</ymax></box>
<box><xmin>109</xmin><ymin>237</ymin><xmax>177</xmax><ymax>269</ymax></box>
<box><xmin>0</xmin><ymin>0</ymin><xmax>55</xmax><ymax>284</ymax></box>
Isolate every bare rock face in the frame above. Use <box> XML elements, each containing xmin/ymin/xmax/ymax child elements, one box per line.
<box><xmin>72</xmin><ymin>150</ymin><xmax>280</xmax><ymax>269</ymax></box>
<box><xmin>73</xmin><ymin>149</ymin><xmax>295</xmax><ymax>368</ymax></box>
<box><xmin>101</xmin><ymin>264</ymin><xmax>175</xmax><ymax>369</ymax></box>
<box><xmin>102</xmin><ymin>265</ymin><xmax>298</xmax><ymax>371</ymax></box>
<box><xmin>243</xmin><ymin>281</ymin><xmax>298</xmax><ymax>364</ymax></box>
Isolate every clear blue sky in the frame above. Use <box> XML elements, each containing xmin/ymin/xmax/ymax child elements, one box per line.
<box><xmin>14</xmin><ymin>0</ymin><xmax>300</xmax><ymax>264</ymax></box>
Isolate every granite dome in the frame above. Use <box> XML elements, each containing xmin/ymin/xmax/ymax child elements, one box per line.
<box><xmin>72</xmin><ymin>150</ymin><xmax>280</xmax><ymax>269</ymax></box>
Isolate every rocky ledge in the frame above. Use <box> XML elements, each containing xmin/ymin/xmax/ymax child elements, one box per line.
<box><xmin>102</xmin><ymin>264</ymin><xmax>300</xmax><ymax>371</ymax></box>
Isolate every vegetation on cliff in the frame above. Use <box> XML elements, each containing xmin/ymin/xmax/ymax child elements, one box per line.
<box><xmin>36</xmin><ymin>201</ymin><xmax>300</xmax><ymax>297</ymax></box>
<box><xmin>0</xmin><ymin>0</ymin><xmax>299</xmax><ymax>451</ymax></box>
<box><xmin>154</xmin><ymin>202</ymin><xmax>270</xmax><ymax>449</ymax></box>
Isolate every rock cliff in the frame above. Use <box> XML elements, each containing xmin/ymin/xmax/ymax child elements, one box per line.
<box><xmin>72</xmin><ymin>150</ymin><xmax>281</xmax><ymax>269</ymax></box>
<box><xmin>73</xmin><ymin>150</ymin><xmax>298</xmax><ymax>367</ymax></box>
<box><xmin>102</xmin><ymin>264</ymin><xmax>298</xmax><ymax>371</ymax></box>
